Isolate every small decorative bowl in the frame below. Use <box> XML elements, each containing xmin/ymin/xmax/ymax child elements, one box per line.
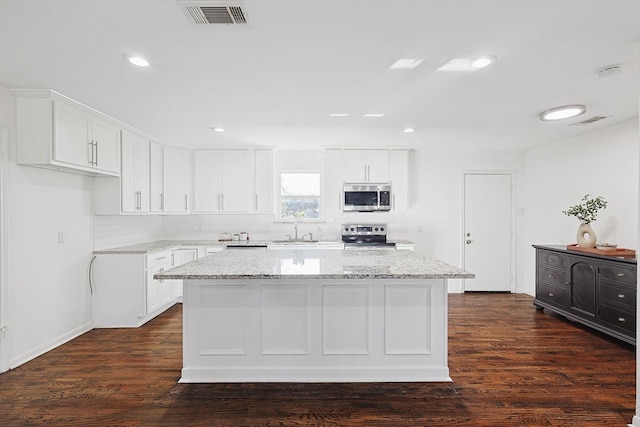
<box><xmin>596</xmin><ymin>243</ymin><xmax>617</xmax><ymax>251</ymax></box>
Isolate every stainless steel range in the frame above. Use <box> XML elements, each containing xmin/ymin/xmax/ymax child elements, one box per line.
<box><xmin>341</xmin><ymin>223</ymin><xmax>396</xmax><ymax>249</ymax></box>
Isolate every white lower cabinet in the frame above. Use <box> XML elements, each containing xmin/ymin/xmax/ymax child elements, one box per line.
<box><xmin>171</xmin><ymin>248</ymin><xmax>199</xmax><ymax>300</ymax></box>
<box><xmin>92</xmin><ymin>250</ymin><xmax>179</xmax><ymax>328</ymax></box>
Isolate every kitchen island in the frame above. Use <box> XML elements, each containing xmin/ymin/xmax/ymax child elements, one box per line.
<box><xmin>155</xmin><ymin>249</ymin><xmax>473</xmax><ymax>383</ymax></box>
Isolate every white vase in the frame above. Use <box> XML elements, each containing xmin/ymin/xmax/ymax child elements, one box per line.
<box><xmin>577</xmin><ymin>223</ymin><xmax>597</xmax><ymax>248</ymax></box>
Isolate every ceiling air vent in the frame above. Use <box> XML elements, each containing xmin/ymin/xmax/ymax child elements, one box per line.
<box><xmin>570</xmin><ymin>116</ymin><xmax>610</xmax><ymax>126</ymax></box>
<box><xmin>178</xmin><ymin>1</ymin><xmax>248</xmax><ymax>25</ymax></box>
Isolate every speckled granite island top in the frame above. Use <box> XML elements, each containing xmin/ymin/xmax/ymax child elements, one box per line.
<box><xmin>154</xmin><ymin>249</ymin><xmax>473</xmax><ymax>280</ymax></box>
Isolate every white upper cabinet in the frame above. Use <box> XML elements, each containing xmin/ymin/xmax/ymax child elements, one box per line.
<box><xmin>324</xmin><ymin>148</ymin><xmax>410</xmax><ymax>214</ymax></box>
<box><xmin>120</xmin><ymin>130</ymin><xmax>150</xmax><ymax>213</ymax></box>
<box><xmin>149</xmin><ymin>141</ymin><xmax>164</xmax><ymax>213</ymax></box>
<box><xmin>93</xmin><ymin>129</ymin><xmax>150</xmax><ymax>215</ymax></box>
<box><xmin>390</xmin><ymin>149</ymin><xmax>409</xmax><ymax>212</ymax></box>
<box><xmin>163</xmin><ymin>146</ymin><xmax>190</xmax><ymax>213</ymax></box>
<box><xmin>323</xmin><ymin>149</ymin><xmax>344</xmax><ymax>216</ymax></box>
<box><xmin>13</xmin><ymin>89</ymin><xmax>120</xmax><ymax>176</ymax></box>
<box><xmin>193</xmin><ymin>149</ymin><xmax>251</xmax><ymax>213</ymax></box>
<box><xmin>343</xmin><ymin>149</ymin><xmax>390</xmax><ymax>183</ymax></box>
<box><xmin>253</xmin><ymin>149</ymin><xmax>273</xmax><ymax>213</ymax></box>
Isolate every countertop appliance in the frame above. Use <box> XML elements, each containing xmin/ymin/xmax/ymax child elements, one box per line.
<box><xmin>343</xmin><ymin>183</ymin><xmax>391</xmax><ymax>212</ymax></box>
<box><xmin>342</xmin><ymin>223</ymin><xmax>396</xmax><ymax>249</ymax></box>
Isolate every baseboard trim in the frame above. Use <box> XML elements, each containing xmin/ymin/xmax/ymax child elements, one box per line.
<box><xmin>9</xmin><ymin>321</ymin><xmax>93</xmax><ymax>370</ymax></box>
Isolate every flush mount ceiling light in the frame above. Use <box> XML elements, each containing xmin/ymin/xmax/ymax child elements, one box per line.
<box><xmin>211</xmin><ymin>127</ymin><xmax>225</xmax><ymax>132</ymax></box>
<box><xmin>470</xmin><ymin>55</ymin><xmax>497</xmax><ymax>69</ymax></box>
<box><xmin>124</xmin><ymin>55</ymin><xmax>149</xmax><ymax>67</ymax></box>
<box><xmin>390</xmin><ymin>58</ymin><xmax>423</xmax><ymax>69</ymax></box>
<box><xmin>363</xmin><ymin>113</ymin><xmax>385</xmax><ymax>118</ymax></box>
<box><xmin>403</xmin><ymin>128</ymin><xmax>416</xmax><ymax>133</ymax></box>
<box><xmin>329</xmin><ymin>113</ymin><xmax>349</xmax><ymax>117</ymax></box>
<box><xmin>539</xmin><ymin>104</ymin><xmax>586</xmax><ymax>121</ymax></box>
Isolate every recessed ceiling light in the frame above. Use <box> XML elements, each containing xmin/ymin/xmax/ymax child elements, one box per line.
<box><xmin>364</xmin><ymin>113</ymin><xmax>385</xmax><ymax>118</ymax></box>
<box><xmin>438</xmin><ymin>55</ymin><xmax>497</xmax><ymax>71</ymax></box>
<box><xmin>539</xmin><ymin>105</ymin><xmax>586</xmax><ymax>121</ymax></box>
<box><xmin>124</xmin><ymin>55</ymin><xmax>149</xmax><ymax>67</ymax></box>
<box><xmin>390</xmin><ymin>58</ymin><xmax>423</xmax><ymax>69</ymax></box>
<box><xmin>211</xmin><ymin>127</ymin><xmax>225</xmax><ymax>132</ymax></box>
<box><xmin>329</xmin><ymin>113</ymin><xmax>349</xmax><ymax>117</ymax></box>
<box><xmin>403</xmin><ymin>128</ymin><xmax>416</xmax><ymax>133</ymax></box>
<box><xmin>470</xmin><ymin>55</ymin><xmax>497</xmax><ymax>69</ymax></box>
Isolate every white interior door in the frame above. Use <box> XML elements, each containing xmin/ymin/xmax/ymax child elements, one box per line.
<box><xmin>463</xmin><ymin>173</ymin><xmax>513</xmax><ymax>292</ymax></box>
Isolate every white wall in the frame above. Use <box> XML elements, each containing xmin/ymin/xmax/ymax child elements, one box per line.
<box><xmin>161</xmin><ymin>148</ymin><xmax>527</xmax><ymax>293</ymax></box>
<box><xmin>0</xmin><ymin>86</ymin><xmax>95</xmax><ymax>368</ymax></box>
<box><xmin>524</xmin><ymin>119</ymin><xmax>639</xmax><ymax>296</ymax></box>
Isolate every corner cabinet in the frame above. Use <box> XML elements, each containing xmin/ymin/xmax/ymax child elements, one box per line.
<box><xmin>13</xmin><ymin>89</ymin><xmax>120</xmax><ymax>176</ymax></box>
<box><xmin>533</xmin><ymin>245</ymin><xmax>637</xmax><ymax>345</ymax></box>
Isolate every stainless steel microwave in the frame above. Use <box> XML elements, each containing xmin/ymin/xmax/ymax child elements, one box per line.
<box><xmin>343</xmin><ymin>184</ymin><xmax>391</xmax><ymax>212</ymax></box>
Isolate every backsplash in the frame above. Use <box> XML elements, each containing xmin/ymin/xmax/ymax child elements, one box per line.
<box><xmin>94</xmin><ymin>213</ymin><xmax>412</xmax><ymax>248</ymax></box>
<box><xmin>93</xmin><ymin>215</ymin><xmax>163</xmax><ymax>250</ymax></box>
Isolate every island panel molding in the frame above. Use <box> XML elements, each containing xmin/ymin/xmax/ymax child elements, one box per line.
<box><xmin>260</xmin><ymin>285</ymin><xmax>308</xmax><ymax>355</ymax></box>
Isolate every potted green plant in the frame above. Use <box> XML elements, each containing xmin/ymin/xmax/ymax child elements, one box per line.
<box><xmin>562</xmin><ymin>194</ymin><xmax>607</xmax><ymax>248</ymax></box>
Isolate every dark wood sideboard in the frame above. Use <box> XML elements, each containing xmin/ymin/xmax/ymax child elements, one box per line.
<box><xmin>533</xmin><ymin>245</ymin><xmax>637</xmax><ymax>345</ymax></box>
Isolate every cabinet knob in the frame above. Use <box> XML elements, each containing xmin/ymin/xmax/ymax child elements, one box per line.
<box><xmin>548</xmin><ymin>274</ymin><xmax>555</xmax><ymax>279</ymax></box>
<box><xmin>618</xmin><ymin>294</ymin><xmax>626</xmax><ymax>299</ymax></box>
<box><xmin>618</xmin><ymin>317</ymin><xmax>626</xmax><ymax>323</ymax></box>
<box><xmin>548</xmin><ymin>292</ymin><xmax>554</xmax><ymax>297</ymax></box>
<box><xmin>617</xmin><ymin>272</ymin><xmax>625</xmax><ymax>277</ymax></box>
<box><xmin>548</xmin><ymin>258</ymin><xmax>555</xmax><ymax>263</ymax></box>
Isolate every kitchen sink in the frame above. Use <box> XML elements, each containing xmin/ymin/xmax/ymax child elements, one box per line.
<box><xmin>271</xmin><ymin>239</ymin><xmax>319</xmax><ymax>244</ymax></box>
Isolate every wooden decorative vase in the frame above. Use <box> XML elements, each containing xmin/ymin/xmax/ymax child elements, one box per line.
<box><xmin>577</xmin><ymin>223</ymin><xmax>597</xmax><ymax>248</ymax></box>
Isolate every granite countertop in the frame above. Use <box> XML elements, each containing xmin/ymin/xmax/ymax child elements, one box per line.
<box><xmin>93</xmin><ymin>239</ymin><xmax>416</xmax><ymax>254</ymax></box>
<box><xmin>154</xmin><ymin>249</ymin><xmax>474</xmax><ymax>280</ymax></box>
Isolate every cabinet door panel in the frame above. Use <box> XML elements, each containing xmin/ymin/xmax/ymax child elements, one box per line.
<box><xmin>220</xmin><ymin>150</ymin><xmax>249</xmax><ymax>212</ymax></box>
<box><xmin>193</xmin><ymin>150</ymin><xmax>222</xmax><ymax>212</ymax></box>
<box><xmin>366</xmin><ymin>150</ymin><xmax>390</xmax><ymax>182</ymax></box>
<box><xmin>390</xmin><ymin>150</ymin><xmax>408</xmax><ymax>211</ymax></box>
<box><xmin>254</xmin><ymin>149</ymin><xmax>273</xmax><ymax>213</ymax></box>
<box><xmin>120</xmin><ymin>131</ymin><xmax>137</xmax><ymax>212</ymax></box>
<box><xmin>343</xmin><ymin>150</ymin><xmax>368</xmax><ymax>182</ymax></box>
<box><xmin>134</xmin><ymin>136</ymin><xmax>150</xmax><ymax>212</ymax></box>
<box><xmin>53</xmin><ymin>102</ymin><xmax>92</xmax><ymax>167</ymax></box>
<box><xmin>163</xmin><ymin>147</ymin><xmax>189</xmax><ymax>213</ymax></box>
<box><xmin>149</xmin><ymin>142</ymin><xmax>163</xmax><ymax>212</ymax></box>
<box><xmin>324</xmin><ymin>149</ymin><xmax>344</xmax><ymax>215</ymax></box>
<box><xmin>569</xmin><ymin>259</ymin><xmax>596</xmax><ymax>317</ymax></box>
<box><xmin>92</xmin><ymin>119</ymin><xmax>120</xmax><ymax>173</ymax></box>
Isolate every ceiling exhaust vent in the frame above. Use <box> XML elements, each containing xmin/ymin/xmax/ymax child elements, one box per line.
<box><xmin>570</xmin><ymin>116</ymin><xmax>610</xmax><ymax>126</ymax></box>
<box><xmin>178</xmin><ymin>1</ymin><xmax>248</xmax><ymax>25</ymax></box>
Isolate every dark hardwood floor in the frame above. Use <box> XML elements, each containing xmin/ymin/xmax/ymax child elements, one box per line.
<box><xmin>0</xmin><ymin>293</ymin><xmax>635</xmax><ymax>426</ymax></box>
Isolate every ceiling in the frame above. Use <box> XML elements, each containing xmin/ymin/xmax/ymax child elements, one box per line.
<box><xmin>1</xmin><ymin>0</ymin><xmax>639</xmax><ymax>151</ymax></box>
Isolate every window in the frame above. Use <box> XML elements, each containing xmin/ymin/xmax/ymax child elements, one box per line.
<box><xmin>278</xmin><ymin>172</ymin><xmax>321</xmax><ymax>220</ymax></box>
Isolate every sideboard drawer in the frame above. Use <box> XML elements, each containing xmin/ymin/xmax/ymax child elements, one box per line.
<box><xmin>600</xmin><ymin>304</ymin><xmax>636</xmax><ymax>335</ymax></box>
<box><xmin>600</xmin><ymin>263</ymin><xmax>637</xmax><ymax>285</ymax></box>
<box><xmin>600</xmin><ymin>281</ymin><xmax>636</xmax><ymax>310</ymax></box>
<box><xmin>537</xmin><ymin>250</ymin><xmax>567</xmax><ymax>269</ymax></box>
<box><xmin>537</xmin><ymin>265</ymin><xmax>566</xmax><ymax>287</ymax></box>
<box><xmin>537</xmin><ymin>282</ymin><xmax>568</xmax><ymax>308</ymax></box>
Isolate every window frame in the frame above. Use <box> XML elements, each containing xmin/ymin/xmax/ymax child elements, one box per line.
<box><xmin>276</xmin><ymin>170</ymin><xmax>323</xmax><ymax>222</ymax></box>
